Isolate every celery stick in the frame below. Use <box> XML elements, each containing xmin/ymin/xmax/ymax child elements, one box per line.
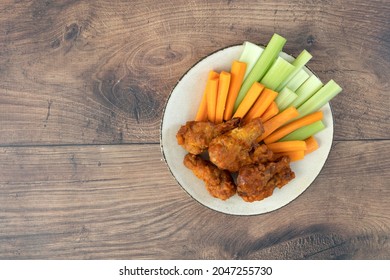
<box><xmin>275</xmin><ymin>87</ymin><xmax>298</xmax><ymax>111</ymax></box>
<box><xmin>275</xmin><ymin>49</ymin><xmax>313</xmax><ymax>92</ymax></box>
<box><xmin>297</xmin><ymin>79</ymin><xmax>342</xmax><ymax>117</ymax></box>
<box><xmin>279</xmin><ymin>120</ymin><xmax>325</xmax><ymax>141</ymax></box>
<box><xmin>284</xmin><ymin>69</ymin><xmax>310</xmax><ymax>91</ymax></box>
<box><xmin>260</xmin><ymin>57</ymin><xmax>296</xmax><ymax>90</ymax></box>
<box><xmin>233</xmin><ymin>33</ymin><xmax>287</xmax><ymax>111</ymax></box>
<box><xmin>239</xmin><ymin>42</ymin><xmax>264</xmax><ymax>80</ymax></box>
<box><xmin>290</xmin><ymin>75</ymin><xmax>323</xmax><ymax>108</ymax></box>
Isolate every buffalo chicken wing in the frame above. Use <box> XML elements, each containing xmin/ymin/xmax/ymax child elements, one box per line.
<box><xmin>208</xmin><ymin>118</ymin><xmax>264</xmax><ymax>172</ymax></box>
<box><xmin>237</xmin><ymin>156</ymin><xmax>295</xmax><ymax>202</ymax></box>
<box><xmin>176</xmin><ymin>118</ymin><xmax>240</xmax><ymax>155</ymax></box>
<box><xmin>183</xmin><ymin>153</ymin><xmax>236</xmax><ymax>200</ymax></box>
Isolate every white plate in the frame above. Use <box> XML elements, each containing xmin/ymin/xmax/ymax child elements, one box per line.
<box><xmin>160</xmin><ymin>45</ymin><xmax>333</xmax><ymax>215</ymax></box>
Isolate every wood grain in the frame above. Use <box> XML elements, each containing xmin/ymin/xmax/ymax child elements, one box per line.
<box><xmin>0</xmin><ymin>0</ymin><xmax>389</xmax><ymax>145</ymax></box>
<box><xmin>0</xmin><ymin>141</ymin><xmax>388</xmax><ymax>259</ymax></box>
<box><xmin>0</xmin><ymin>0</ymin><xmax>389</xmax><ymax>260</ymax></box>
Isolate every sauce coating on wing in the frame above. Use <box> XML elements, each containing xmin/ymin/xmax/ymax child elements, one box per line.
<box><xmin>208</xmin><ymin>118</ymin><xmax>264</xmax><ymax>172</ymax></box>
<box><xmin>176</xmin><ymin>118</ymin><xmax>240</xmax><ymax>155</ymax></box>
<box><xmin>237</xmin><ymin>156</ymin><xmax>295</xmax><ymax>202</ymax></box>
<box><xmin>183</xmin><ymin>153</ymin><xmax>236</xmax><ymax>200</ymax></box>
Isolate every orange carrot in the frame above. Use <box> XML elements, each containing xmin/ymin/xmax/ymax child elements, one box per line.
<box><xmin>263</xmin><ymin>111</ymin><xmax>323</xmax><ymax>144</ymax></box>
<box><xmin>243</xmin><ymin>88</ymin><xmax>278</xmax><ymax>123</ymax></box>
<box><xmin>266</xmin><ymin>140</ymin><xmax>307</xmax><ymax>153</ymax></box>
<box><xmin>195</xmin><ymin>91</ymin><xmax>208</xmax><ymax>121</ymax></box>
<box><xmin>233</xmin><ymin>82</ymin><xmax>264</xmax><ymax>119</ymax></box>
<box><xmin>195</xmin><ymin>71</ymin><xmax>219</xmax><ymax>121</ymax></box>
<box><xmin>223</xmin><ymin>61</ymin><xmax>247</xmax><ymax>121</ymax></box>
<box><xmin>257</xmin><ymin>106</ymin><xmax>300</xmax><ymax>142</ymax></box>
<box><xmin>304</xmin><ymin>136</ymin><xmax>319</xmax><ymax>155</ymax></box>
<box><xmin>206</xmin><ymin>78</ymin><xmax>219</xmax><ymax>123</ymax></box>
<box><xmin>205</xmin><ymin>72</ymin><xmax>220</xmax><ymax>123</ymax></box>
<box><xmin>260</xmin><ymin>101</ymin><xmax>279</xmax><ymax>122</ymax></box>
<box><xmin>215</xmin><ymin>71</ymin><xmax>231</xmax><ymax>124</ymax></box>
<box><xmin>276</xmin><ymin>150</ymin><xmax>305</xmax><ymax>162</ymax></box>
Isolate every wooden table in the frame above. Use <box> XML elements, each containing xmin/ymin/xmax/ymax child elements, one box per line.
<box><xmin>0</xmin><ymin>0</ymin><xmax>389</xmax><ymax>260</ymax></box>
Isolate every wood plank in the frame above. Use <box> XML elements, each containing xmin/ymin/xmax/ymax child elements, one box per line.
<box><xmin>0</xmin><ymin>141</ymin><xmax>388</xmax><ymax>259</ymax></box>
<box><xmin>0</xmin><ymin>0</ymin><xmax>389</xmax><ymax>145</ymax></box>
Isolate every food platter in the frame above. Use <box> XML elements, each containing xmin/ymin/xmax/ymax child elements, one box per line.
<box><xmin>160</xmin><ymin>45</ymin><xmax>333</xmax><ymax>215</ymax></box>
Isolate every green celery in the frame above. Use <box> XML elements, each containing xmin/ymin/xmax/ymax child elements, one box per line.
<box><xmin>275</xmin><ymin>87</ymin><xmax>298</xmax><ymax>111</ymax></box>
<box><xmin>275</xmin><ymin>49</ymin><xmax>312</xmax><ymax>92</ymax></box>
<box><xmin>239</xmin><ymin>42</ymin><xmax>264</xmax><ymax>80</ymax></box>
<box><xmin>297</xmin><ymin>79</ymin><xmax>342</xmax><ymax>117</ymax></box>
<box><xmin>279</xmin><ymin>120</ymin><xmax>325</xmax><ymax>141</ymax></box>
<box><xmin>233</xmin><ymin>33</ymin><xmax>286</xmax><ymax>111</ymax></box>
<box><xmin>290</xmin><ymin>75</ymin><xmax>323</xmax><ymax>108</ymax></box>
<box><xmin>284</xmin><ymin>69</ymin><xmax>310</xmax><ymax>91</ymax></box>
<box><xmin>260</xmin><ymin>57</ymin><xmax>296</xmax><ymax>90</ymax></box>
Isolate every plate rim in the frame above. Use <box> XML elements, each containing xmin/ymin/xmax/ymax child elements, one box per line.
<box><xmin>160</xmin><ymin>44</ymin><xmax>334</xmax><ymax>216</ymax></box>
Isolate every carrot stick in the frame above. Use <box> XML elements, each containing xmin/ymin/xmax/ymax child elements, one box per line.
<box><xmin>195</xmin><ymin>92</ymin><xmax>208</xmax><ymax>121</ymax></box>
<box><xmin>205</xmin><ymin>72</ymin><xmax>220</xmax><ymax>123</ymax></box>
<box><xmin>195</xmin><ymin>71</ymin><xmax>219</xmax><ymax>121</ymax></box>
<box><xmin>223</xmin><ymin>61</ymin><xmax>247</xmax><ymax>120</ymax></box>
<box><xmin>257</xmin><ymin>106</ymin><xmax>300</xmax><ymax>142</ymax></box>
<box><xmin>215</xmin><ymin>71</ymin><xmax>231</xmax><ymax>124</ymax></box>
<box><xmin>304</xmin><ymin>136</ymin><xmax>319</xmax><ymax>155</ymax></box>
<box><xmin>263</xmin><ymin>111</ymin><xmax>323</xmax><ymax>144</ymax></box>
<box><xmin>243</xmin><ymin>88</ymin><xmax>278</xmax><ymax>123</ymax></box>
<box><xmin>206</xmin><ymin>78</ymin><xmax>219</xmax><ymax>123</ymax></box>
<box><xmin>233</xmin><ymin>82</ymin><xmax>264</xmax><ymax>119</ymax></box>
<box><xmin>260</xmin><ymin>101</ymin><xmax>279</xmax><ymax>122</ymax></box>
<box><xmin>275</xmin><ymin>150</ymin><xmax>305</xmax><ymax>161</ymax></box>
<box><xmin>266</xmin><ymin>140</ymin><xmax>307</xmax><ymax>153</ymax></box>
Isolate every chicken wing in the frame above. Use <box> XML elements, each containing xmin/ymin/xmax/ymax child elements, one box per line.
<box><xmin>250</xmin><ymin>144</ymin><xmax>276</xmax><ymax>164</ymax></box>
<box><xmin>237</xmin><ymin>156</ymin><xmax>295</xmax><ymax>202</ymax></box>
<box><xmin>176</xmin><ymin>118</ymin><xmax>240</xmax><ymax>155</ymax></box>
<box><xmin>208</xmin><ymin>117</ymin><xmax>264</xmax><ymax>172</ymax></box>
<box><xmin>183</xmin><ymin>153</ymin><xmax>236</xmax><ymax>200</ymax></box>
